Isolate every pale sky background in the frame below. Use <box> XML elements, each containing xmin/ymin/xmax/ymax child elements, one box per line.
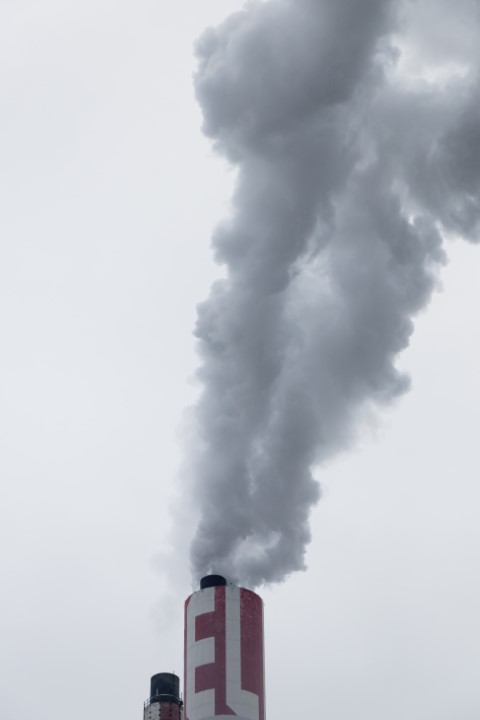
<box><xmin>0</xmin><ymin>2</ymin><xmax>479</xmax><ymax>720</ymax></box>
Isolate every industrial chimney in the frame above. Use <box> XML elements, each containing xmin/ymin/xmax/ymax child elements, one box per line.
<box><xmin>144</xmin><ymin>672</ymin><xmax>183</xmax><ymax>720</ymax></box>
<box><xmin>184</xmin><ymin>575</ymin><xmax>265</xmax><ymax>720</ymax></box>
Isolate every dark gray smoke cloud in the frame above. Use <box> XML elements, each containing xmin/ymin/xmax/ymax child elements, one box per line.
<box><xmin>187</xmin><ymin>0</ymin><xmax>480</xmax><ymax>587</ymax></box>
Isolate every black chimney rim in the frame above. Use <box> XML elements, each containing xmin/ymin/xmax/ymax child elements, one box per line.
<box><xmin>200</xmin><ymin>574</ymin><xmax>227</xmax><ymax>589</ymax></box>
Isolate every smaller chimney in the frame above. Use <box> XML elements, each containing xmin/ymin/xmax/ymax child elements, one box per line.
<box><xmin>144</xmin><ymin>673</ymin><xmax>183</xmax><ymax>720</ymax></box>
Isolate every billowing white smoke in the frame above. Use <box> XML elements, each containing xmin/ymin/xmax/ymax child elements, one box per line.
<box><xmin>187</xmin><ymin>0</ymin><xmax>480</xmax><ymax>587</ymax></box>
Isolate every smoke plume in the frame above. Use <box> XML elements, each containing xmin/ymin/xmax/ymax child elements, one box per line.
<box><xmin>187</xmin><ymin>0</ymin><xmax>480</xmax><ymax>587</ymax></box>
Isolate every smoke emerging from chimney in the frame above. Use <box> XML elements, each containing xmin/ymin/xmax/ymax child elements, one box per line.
<box><xmin>187</xmin><ymin>0</ymin><xmax>480</xmax><ymax>587</ymax></box>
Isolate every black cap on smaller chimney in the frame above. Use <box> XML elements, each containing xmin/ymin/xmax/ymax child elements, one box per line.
<box><xmin>150</xmin><ymin>673</ymin><xmax>180</xmax><ymax>702</ymax></box>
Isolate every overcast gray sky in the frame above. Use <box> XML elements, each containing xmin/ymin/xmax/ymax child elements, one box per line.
<box><xmin>1</xmin><ymin>2</ymin><xmax>479</xmax><ymax>720</ymax></box>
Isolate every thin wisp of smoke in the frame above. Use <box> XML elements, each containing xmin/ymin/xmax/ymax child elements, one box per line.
<box><xmin>187</xmin><ymin>0</ymin><xmax>480</xmax><ymax>587</ymax></box>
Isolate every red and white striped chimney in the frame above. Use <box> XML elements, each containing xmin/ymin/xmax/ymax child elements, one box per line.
<box><xmin>184</xmin><ymin>575</ymin><xmax>265</xmax><ymax>720</ymax></box>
